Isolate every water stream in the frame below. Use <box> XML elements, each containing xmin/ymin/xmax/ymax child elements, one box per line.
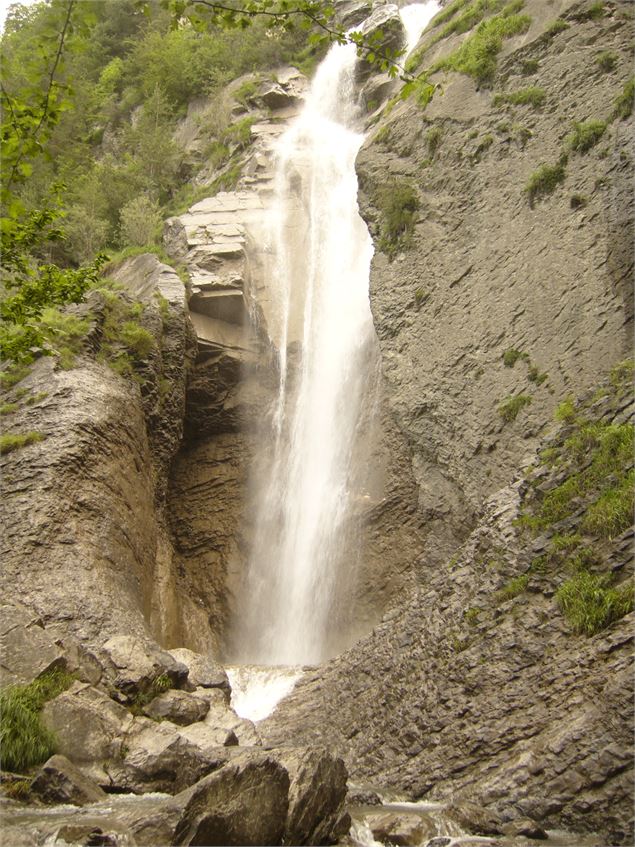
<box><xmin>227</xmin><ymin>3</ymin><xmax>440</xmax><ymax>717</ymax></box>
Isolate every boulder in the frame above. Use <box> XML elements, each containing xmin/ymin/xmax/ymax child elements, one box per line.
<box><xmin>503</xmin><ymin>818</ymin><xmax>548</xmax><ymax>840</ymax></box>
<box><xmin>172</xmin><ymin>755</ymin><xmax>290</xmax><ymax>846</ymax></box>
<box><xmin>198</xmin><ymin>687</ymin><xmax>260</xmax><ymax>746</ymax></box>
<box><xmin>0</xmin><ymin>602</ymin><xmax>65</xmax><ymax>687</ymax></box>
<box><xmin>446</xmin><ymin>801</ymin><xmax>503</xmax><ymax>836</ymax></box>
<box><xmin>168</xmin><ymin>647</ymin><xmax>231</xmax><ymax>700</ymax></box>
<box><xmin>41</xmin><ymin>682</ymin><xmax>133</xmax><ymax>784</ymax></box>
<box><xmin>143</xmin><ymin>690</ymin><xmax>209</xmax><ymax>726</ymax></box>
<box><xmin>366</xmin><ymin>811</ymin><xmax>435</xmax><ymax>846</ymax></box>
<box><xmin>346</xmin><ymin>785</ymin><xmax>382</xmax><ymax>806</ymax></box>
<box><xmin>101</xmin><ymin>635</ymin><xmax>189</xmax><ymax>700</ymax></box>
<box><xmin>258</xmin><ymin>82</ymin><xmax>300</xmax><ymax>110</ymax></box>
<box><xmin>278</xmin><ymin>747</ymin><xmax>349</xmax><ymax>845</ymax></box>
<box><xmin>107</xmin><ymin>717</ymin><xmax>235</xmax><ymax>794</ymax></box>
<box><xmin>30</xmin><ymin>754</ymin><xmax>107</xmax><ymax>806</ymax></box>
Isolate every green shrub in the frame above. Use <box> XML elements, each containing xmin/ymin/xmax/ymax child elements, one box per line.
<box><xmin>464</xmin><ymin>607</ymin><xmax>481</xmax><ymax>625</ymax></box>
<box><xmin>119</xmin><ymin>195</ymin><xmax>163</xmax><ymax>248</ymax></box>
<box><xmin>376</xmin><ymin>181</ymin><xmax>419</xmax><ymax>258</ymax></box>
<box><xmin>521</xmin><ymin>58</ymin><xmax>539</xmax><ymax>74</ymax></box>
<box><xmin>555</xmin><ymin>397</ymin><xmax>576</xmax><ymax>423</ymax></box>
<box><xmin>573</xmin><ymin>1</ymin><xmax>604</xmax><ymax>21</ymax></box>
<box><xmin>570</xmin><ymin>194</ymin><xmax>588</xmax><ymax>209</ymax></box>
<box><xmin>525</xmin><ymin>161</ymin><xmax>566</xmax><ymax>204</ymax></box>
<box><xmin>557</xmin><ymin>572</ymin><xmax>633</xmax><ymax>635</ymax></box>
<box><xmin>567</xmin><ymin>119</ymin><xmax>607</xmax><ymax>153</ymax></box>
<box><xmin>493</xmin><ymin>86</ymin><xmax>545</xmax><ymax>107</ymax></box>
<box><xmin>427</xmin><ymin>125</ymin><xmax>443</xmax><ymax>157</ymax></box>
<box><xmin>582</xmin><ymin>471</ymin><xmax>635</xmax><ymax>539</ymax></box>
<box><xmin>502</xmin><ymin>348</ymin><xmax>527</xmax><ymax>367</ymax></box>
<box><xmin>543</xmin><ymin>18</ymin><xmax>569</xmax><ymax>39</ymax></box>
<box><xmin>0</xmin><ymin>669</ymin><xmax>74</xmax><ymax>772</ymax></box>
<box><xmin>595</xmin><ymin>51</ymin><xmax>618</xmax><ymax>72</ymax></box>
<box><xmin>499</xmin><ymin>393</ymin><xmax>532</xmax><ymax>422</ymax></box>
<box><xmin>38</xmin><ymin>309</ymin><xmax>91</xmax><ymax>369</ymax></box>
<box><xmin>0</xmin><ymin>403</ymin><xmax>19</xmax><ymax>415</ymax></box>
<box><xmin>0</xmin><ymin>365</ymin><xmax>31</xmax><ymax>391</ymax></box>
<box><xmin>234</xmin><ymin>78</ymin><xmax>259</xmax><ymax>105</ymax></box>
<box><xmin>613</xmin><ymin>78</ymin><xmax>634</xmax><ymax>120</ymax></box>
<box><xmin>0</xmin><ymin>432</ymin><xmax>45</xmax><ymax>455</ymax></box>
<box><xmin>118</xmin><ymin>322</ymin><xmax>155</xmax><ymax>358</ymax></box>
<box><xmin>497</xmin><ymin>573</ymin><xmax>529</xmax><ymax>600</ymax></box>
<box><xmin>610</xmin><ymin>359</ymin><xmax>634</xmax><ymax>390</ymax></box>
<box><xmin>528</xmin><ymin>365</ymin><xmax>548</xmax><ymax>384</ymax></box>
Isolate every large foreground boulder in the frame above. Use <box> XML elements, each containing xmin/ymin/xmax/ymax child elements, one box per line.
<box><xmin>30</xmin><ymin>755</ymin><xmax>107</xmax><ymax>806</ymax></box>
<box><xmin>143</xmin><ymin>689</ymin><xmax>210</xmax><ymax>725</ymax></box>
<box><xmin>168</xmin><ymin>648</ymin><xmax>231</xmax><ymax>700</ymax></box>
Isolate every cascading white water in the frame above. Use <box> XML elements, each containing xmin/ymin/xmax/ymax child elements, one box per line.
<box><xmin>229</xmin><ymin>2</ymin><xmax>440</xmax><ymax>684</ymax></box>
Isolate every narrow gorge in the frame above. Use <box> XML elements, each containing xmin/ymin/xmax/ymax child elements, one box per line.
<box><xmin>0</xmin><ymin>1</ymin><xmax>633</xmax><ymax>846</ymax></box>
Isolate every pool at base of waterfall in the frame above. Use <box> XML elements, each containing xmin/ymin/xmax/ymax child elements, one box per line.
<box><xmin>225</xmin><ymin>664</ymin><xmax>305</xmax><ymax>722</ymax></box>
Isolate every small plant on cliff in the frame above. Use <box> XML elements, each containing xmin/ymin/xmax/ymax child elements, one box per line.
<box><xmin>556</xmin><ymin>572</ymin><xmax>633</xmax><ymax>635</ymax></box>
<box><xmin>612</xmin><ymin>78</ymin><xmax>634</xmax><ymax>120</ymax></box>
<box><xmin>376</xmin><ymin>180</ymin><xmax>419</xmax><ymax>259</ymax></box>
<box><xmin>499</xmin><ymin>393</ymin><xmax>532</xmax><ymax>422</ymax></box>
<box><xmin>502</xmin><ymin>348</ymin><xmax>527</xmax><ymax>367</ymax></box>
<box><xmin>567</xmin><ymin>119</ymin><xmax>607</xmax><ymax>153</ymax></box>
<box><xmin>0</xmin><ymin>669</ymin><xmax>73</xmax><ymax>772</ymax></box>
<box><xmin>542</xmin><ymin>18</ymin><xmax>569</xmax><ymax>39</ymax></box>
<box><xmin>582</xmin><ymin>470</ymin><xmax>635</xmax><ymax>539</ymax></box>
<box><xmin>493</xmin><ymin>86</ymin><xmax>545</xmax><ymax>107</ymax></box>
<box><xmin>497</xmin><ymin>573</ymin><xmax>529</xmax><ymax>601</ymax></box>
<box><xmin>427</xmin><ymin>125</ymin><xmax>443</xmax><ymax>158</ymax></box>
<box><xmin>0</xmin><ymin>431</ymin><xmax>45</xmax><ymax>456</ymax></box>
<box><xmin>525</xmin><ymin>161</ymin><xmax>566</xmax><ymax>205</ymax></box>
<box><xmin>555</xmin><ymin>397</ymin><xmax>576</xmax><ymax>423</ymax></box>
<box><xmin>595</xmin><ymin>51</ymin><xmax>618</xmax><ymax>73</ymax></box>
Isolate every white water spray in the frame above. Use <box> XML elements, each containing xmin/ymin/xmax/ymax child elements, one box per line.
<box><xmin>230</xmin><ymin>3</ymin><xmax>439</xmax><ymax>679</ymax></box>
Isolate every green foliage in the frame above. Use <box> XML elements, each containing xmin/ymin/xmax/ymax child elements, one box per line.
<box><xmin>434</xmin><ymin>13</ymin><xmax>531</xmax><ymax>85</ymax></box>
<box><xmin>609</xmin><ymin>359</ymin><xmax>634</xmax><ymax>391</ymax></box>
<box><xmin>502</xmin><ymin>348</ymin><xmax>527</xmax><ymax>367</ymax></box>
<box><xmin>567</xmin><ymin>119</ymin><xmax>607</xmax><ymax>153</ymax></box>
<box><xmin>0</xmin><ymin>403</ymin><xmax>19</xmax><ymax>415</ymax></box>
<box><xmin>612</xmin><ymin>78</ymin><xmax>634</xmax><ymax>120</ymax></box>
<box><xmin>119</xmin><ymin>195</ymin><xmax>162</xmax><ymax>248</ymax></box>
<box><xmin>376</xmin><ymin>180</ymin><xmax>419</xmax><ymax>259</ymax></box>
<box><xmin>0</xmin><ymin>364</ymin><xmax>31</xmax><ymax>390</ymax></box>
<box><xmin>497</xmin><ymin>573</ymin><xmax>529</xmax><ymax>601</ymax></box>
<box><xmin>464</xmin><ymin>607</ymin><xmax>481</xmax><ymax>625</ymax></box>
<box><xmin>521</xmin><ymin>58</ymin><xmax>539</xmax><ymax>75</ymax></box>
<box><xmin>0</xmin><ymin>431</ymin><xmax>45</xmax><ymax>455</ymax></box>
<box><xmin>555</xmin><ymin>397</ymin><xmax>576</xmax><ymax>423</ymax></box>
<box><xmin>573</xmin><ymin>1</ymin><xmax>605</xmax><ymax>21</ymax></box>
<box><xmin>0</xmin><ymin>668</ymin><xmax>74</xmax><ymax>772</ymax></box>
<box><xmin>427</xmin><ymin>126</ymin><xmax>443</xmax><ymax>157</ymax></box>
<box><xmin>543</xmin><ymin>18</ymin><xmax>569</xmax><ymax>39</ymax></box>
<box><xmin>582</xmin><ymin>471</ymin><xmax>635</xmax><ymax>539</ymax></box>
<box><xmin>493</xmin><ymin>86</ymin><xmax>545</xmax><ymax>107</ymax></box>
<box><xmin>570</xmin><ymin>194</ymin><xmax>588</xmax><ymax>209</ymax></box>
<box><xmin>528</xmin><ymin>365</ymin><xmax>548</xmax><ymax>384</ymax></box>
<box><xmin>499</xmin><ymin>393</ymin><xmax>532</xmax><ymax>422</ymax></box>
<box><xmin>556</xmin><ymin>572</ymin><xmax>633</xmax><ymax>635</ymax></box>
<box><xmin>525</xmin><ymin>161</ymin><xmax>566</xmax><ymax>204</ymax></box>
<box><xmin>97</xmin><ymin>290</ymin><xmax>155</xmax><ymax>378</ymax></box>
<box><xmin>595</xmin><ymin>51</ymin><xmax>618</xmax><ymax>73</ymax></box>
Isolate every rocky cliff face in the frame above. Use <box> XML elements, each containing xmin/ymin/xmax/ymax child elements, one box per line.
<box><xmin>260</xmin><ymin>1</ymin><xmax>634</xmax><ymax>842</ymax></box>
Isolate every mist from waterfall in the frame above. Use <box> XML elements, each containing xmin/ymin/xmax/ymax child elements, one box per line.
<box><xmin>230</xmin><ymin>3</ymin><xmax>439</xmax><ymax>669</ymax></box>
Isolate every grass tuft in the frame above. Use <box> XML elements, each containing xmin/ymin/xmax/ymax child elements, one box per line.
<box><xmin>557</xmin><ymin>572</ymin><xmax>633</xmax><ymax>635</ymax></box>
<box><xmin>0</xmin><ymin>669</ymin><xmax>74</xmax><ymax>772</ymax></box>
<box><xmin>499</xmin><ymin>393</ymin><xmax>532</xmax><ymax>422</ymax></box>
<box><xmin>525</xmin><ymin>161</ymin><xmax>566</xmax><ymax>204</ymax></box>
<box><xmin>595</xmin><ymin>51</ymin><xmax>618</xmax><ymax>72</ymax></box>
<box><xmin>612</xmin><ymin>78</ymin><xmax>634</xmax><ymax>120</ymax></box>
<box><xmin>567</xmin><ymin>119</ymin><xmax>607</xmax><ymax>153</ymax></box>
<box><xmin>493</xmin><ymin>86</ymin><xmax>545</xmax><ymax>107</ymax></box>
<box><xmin>0</xmin><ymin>432</ymin><xmax>44</xmax><ymax>455</ymax></box>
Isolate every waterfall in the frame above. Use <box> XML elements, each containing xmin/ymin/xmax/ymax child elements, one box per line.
<box><xmin>229</xmin><ymin>3</ymin><xmax>439</xmax><ymax>672</ymax></box>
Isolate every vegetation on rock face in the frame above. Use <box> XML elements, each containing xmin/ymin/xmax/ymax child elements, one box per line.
<box><xmin>556</xmin><ymin>572</ymin><xmax>633</xmax><ymax>636</ymax></box>
<box><xmin>0</xmin><ymin>669</ymin><xmax>73</xmax><ymax>772</ymax></box>
<box><xmin>567</xmin><ymin>119</ymin><xmax>607</xmax><ymax>153</ymax></box>
<box><xmin>613</xmin><ymin>77</ymin><xmax>634</xmax><ymax>120</ymax></box>
<box><xmin>0</xmin><ymin>431</ymin><xmax>45</xmax><ymax>455</ymax></box>
<box><xmin>499</xmin><ymin>393</ymin><xmax>531</xmax><ymax>422</ymax></box>
<box><xmin>376</xmin><ymin>181</ymin><xmax>419</xmax><ymax>259</ymax></box>
<box><xmin>493</xmin><ymin>87</ymin><xmax>546</xmax><ymax>107</ymax></box>
<box><xmin>525</xmin><ymin>161</ymin><xmax>566</xmax><ymax>205</ymax></box>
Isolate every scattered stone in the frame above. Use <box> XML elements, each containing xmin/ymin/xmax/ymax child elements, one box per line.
<box><xmin>42</xmin><ymin>682</ymin><xmax>133</xmax><ymax>784</ymax></box>
<box><xmin>101</xmin><ymin>635</ymin><xmax>189</xmax><ymax>700</ymax></box>
<box><xmin>143</xmin><ymin>690</ymin><xmax>210</xmax><ymax>726</ymax></box>
<box><xmin>503</xmin><ymin>818</ymin><xmax>548</xmax><ymax>839</ymax></box>
<box><xmin>168</xmin><ymin>648</ymin><xmax>231</xmax><ymax>700</ymax></box>
<box><xmin>0</xmin><ymin>602</ymin><xmax>65</xmax><ymax>687</ymax></box>
<box><xmin>367</xmin><ymin>811</ymin><xmax>436</xmax><ymax>846</ymax></box>
<box><xmin>107</xmin><ymin>717</ymin><xmax>235</xmax><ymax>794</ymax></box>
<box><xmin>30</xmin><ymin>755</ymin><xmax>107</xmax><ymax>806</ymax></box>
<box><xmin>346</xmin><ymin>786</ymin><xmax>382</xmax><ymax>806</ymax></box>
<box><xmin>445</xmin><ymin>802</ymin><xmax>503</xmax><ymax>836</ymax></box>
